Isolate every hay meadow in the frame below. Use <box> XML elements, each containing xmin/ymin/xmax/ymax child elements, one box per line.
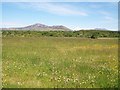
<box><xmin>2</xmin><ymin>36</ymin><xmax>118</xmax><ymax>88</ymax></box>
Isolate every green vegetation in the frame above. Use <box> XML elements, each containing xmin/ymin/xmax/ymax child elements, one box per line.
<box><xmin>2</xmin><ymin>31</ymin><xmax>118</xmax><ymax>88</ymax></box>
<box><xmin>2</xmin><ymin>30</ymin><xmax>119</xmax><ymax>38</ymax></box>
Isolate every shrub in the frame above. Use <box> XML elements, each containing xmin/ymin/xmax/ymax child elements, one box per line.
<box><xmin>90</xmin><ymin>34</ymin><xmax>97</xmax><ymax>39</ymax></box>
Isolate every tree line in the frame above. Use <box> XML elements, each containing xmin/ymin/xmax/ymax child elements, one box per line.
<box><xmin>2</xmin><ymin>30</ymin><xmax>119</xmax><ymax>39</ymax></box>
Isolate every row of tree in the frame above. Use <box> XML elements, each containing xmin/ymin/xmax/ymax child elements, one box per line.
<box><xmin>2</xmin><ymin>30</ymin><xmax>119</xmax><ymax>39</ymax></box>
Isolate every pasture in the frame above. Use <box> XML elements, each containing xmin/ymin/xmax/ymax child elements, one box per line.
<box><xmin>2</xmin><ymin>37</ymin><xmax>118</xmax><ymax>88</ymax></box>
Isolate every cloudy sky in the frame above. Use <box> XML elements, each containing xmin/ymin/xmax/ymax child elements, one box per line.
<box><xmin>1</xmin><ymin>2</ymin><xmax>118</xmax><ymax>30</ymax></box>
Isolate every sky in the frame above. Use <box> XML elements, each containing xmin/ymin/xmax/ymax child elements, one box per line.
<box><xmin>1</xmin><ymin>2</ymin><xmax>118</xmax><ymax>31</ymax></box>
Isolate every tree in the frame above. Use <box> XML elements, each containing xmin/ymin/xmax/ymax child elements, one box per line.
<box><xmin>90</xmin><ymin>33</ymin><xmax>98</xmax><ymax>39</ymax></box>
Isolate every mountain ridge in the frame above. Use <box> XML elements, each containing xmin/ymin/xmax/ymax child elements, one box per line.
<box><xmin>2</xmin><ymin>23</ymin><xmax>71</xmax><ymax>31</ymax></box>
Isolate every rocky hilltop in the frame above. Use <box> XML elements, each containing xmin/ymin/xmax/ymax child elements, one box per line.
<box><xmin>2</xmin><ymin>23</ymin><xmax>71</xmax><ymax>31</ymax></box>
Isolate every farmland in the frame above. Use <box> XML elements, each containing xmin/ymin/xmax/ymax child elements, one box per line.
<box><xmin>2</xmin><ymin>31</ymin><xmax>118</xmax><ymax>88</ymax></box>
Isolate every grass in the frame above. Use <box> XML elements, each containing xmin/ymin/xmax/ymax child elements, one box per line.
<box><xmin>2</xmin><ymin>37</ymin><xmax>118</xmax><ymax>88</ymax></box>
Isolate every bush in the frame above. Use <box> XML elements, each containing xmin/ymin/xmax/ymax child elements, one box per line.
<box><xmin>90</xmin><ymin>34</ymin><xmax>97</xmax><ymax>39</ymax></box>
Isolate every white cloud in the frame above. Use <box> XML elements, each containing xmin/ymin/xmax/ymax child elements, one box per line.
<box><xmin>104</xmin><ymin>16</ymin><xmax>117</xmax><ymax>22</ymax></box>
<box><xmin>90</xmin><ymin>4</ymin><xmax>102</xmax><ymax>8</ymax></box>
<box><xmin>16</xmin><ymin>2</ymin><xmax>88</xmax><ymax>16</ymax></box>
<box><xmin>1</xmin><ymin>21</ymin><xmax>29</xmax><ymax>28</ymax></box>
<box><xmin>98</xmin><ymin>11</ymin><xmax>110</xmax><ymax>15</ymax></box>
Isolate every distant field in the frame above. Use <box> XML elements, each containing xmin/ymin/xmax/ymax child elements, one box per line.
<box><xmin>2</xmin><ymin>37</ymin><xmax>118</xmax><ymax>88</ymax></box>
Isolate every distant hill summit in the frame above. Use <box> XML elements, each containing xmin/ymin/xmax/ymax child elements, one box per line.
<box><xmin>94</xmin><ymin>28</ymin><xmax>108</xmax><ymax>31</ymax></box>
<box><xmin>2</xmin><ymin>23</ymin><xmax>71</xmax><ymax>31</ymax></box>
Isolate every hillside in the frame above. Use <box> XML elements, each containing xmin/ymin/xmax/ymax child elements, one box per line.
<box><xmin>2</xmin><ymin>23</ymin><xmax>71</xmax><ymax>31</ymax></box>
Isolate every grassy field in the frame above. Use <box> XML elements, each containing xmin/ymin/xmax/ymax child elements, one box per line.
<box><xmin>2</xmin><ymin>37</ymin><xmax>118</xmax><ymax>88</ymax></box>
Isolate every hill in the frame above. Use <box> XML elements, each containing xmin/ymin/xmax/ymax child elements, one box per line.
<box><xmin>2</xmin><ymin>23</ymin><xmax>71</xmax><ymax>31</ymax></box>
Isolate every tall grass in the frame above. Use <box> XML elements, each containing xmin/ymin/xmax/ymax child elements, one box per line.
<box><xmin>2</xmin><ymin>37</ymin><xmax>118</xmax><ymax>88</ymax></box>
